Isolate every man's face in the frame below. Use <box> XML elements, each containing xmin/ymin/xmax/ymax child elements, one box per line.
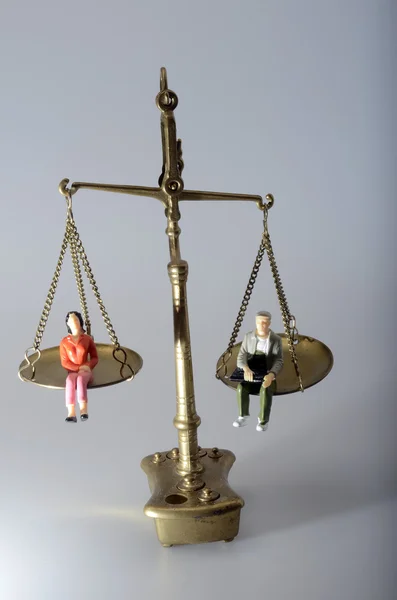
<box><xmin>67</xmin><ymin>313</ymin><xmax>81</xmax><ymax>335</ymax></box>
<box><xmin>256</xmin><ymin>316</ymin><xmax>271</xmax><ymax>337</ymax></box>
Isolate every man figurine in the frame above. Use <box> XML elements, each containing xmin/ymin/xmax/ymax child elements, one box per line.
<box><xmin>233</xmin><ymin>311</ymin><xmax>284</xmax><ymax>432</ymax></box>
<box><xmin>60</xmin><ymin>311</ymin><xmax>98</xmax><ymax>423</ymax></box>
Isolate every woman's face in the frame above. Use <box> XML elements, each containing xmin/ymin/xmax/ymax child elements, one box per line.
<box><xmin>67</xmin><ymin>313</ymin><xmax>82</xmax><ymax>336</ymax></box>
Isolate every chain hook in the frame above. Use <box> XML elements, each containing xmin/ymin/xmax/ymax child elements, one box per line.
<box><xmin>263</xmin><ymin>205</ymin><xmax>269</xmax><ymax>236</ymax></box>
<box><xmin>256</xmin><ymin>193</ymin><xmax>274</xmax><ymax>212</ymax></box>
<box><xmin>265</xmin><ymin>193</ymin><xmax>274</xmax><ymax>209</ymax></box>
<box><xmin>65</xmin><ymin>191</ymin><xmax>74</xmax><ymax>221</ymax></box>
<box><xmin>59</xmin><ymin>178</ymin><xmax>76</xmax><ymax>221</ymax></box>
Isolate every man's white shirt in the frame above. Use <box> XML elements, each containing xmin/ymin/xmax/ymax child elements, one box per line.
<box><xmin>256</xmin><ymin>333</ymin><xmax>270</xmax><ymax>355</ymax></box>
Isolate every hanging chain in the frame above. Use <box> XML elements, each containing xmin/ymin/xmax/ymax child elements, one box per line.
<box><xmin>19</xmin><ymin>220</ymin><xmax>70</xmax><ymax>380</ymax></box>
<box><xmin>19</xmin><ymin>190</ymin><xmax>135</xmax><ymax>382</ymax></box>
<box><xmin>66</xmin><ymin>210</ymin><xmax>135</xmax><ymax>380</ymax></box>
<box><xmin>215</xmin><ymin>225</ymin><xmax>267</xmax><ymax>378</ymax></box>
<box><xmin>262</xmin><ymin>206</ymin><xmax>304</xmax><ymax>392</ymax></box>
<box><xmin>66</xmin><ymin>217</ymin><xmax>120</xmax><ymax>348</ymax></box>
<box><xmin>68</xmin><ymin>224</ymin><xmax>91</xmax><ymax>336</ymax></box>
<box><xmin>216</xmin><ymin>200</ymin><xmax>304</xmax><ymax>392</ymax></box>
<box><xmin>32</xmin><ymin>192</ymin><xmax>92</xmax><ymax>350</ymax></box>
<box><xmin>32</xmin><ymin>227</ymin><xmax>70</xmax><ymax>351</ymax></box>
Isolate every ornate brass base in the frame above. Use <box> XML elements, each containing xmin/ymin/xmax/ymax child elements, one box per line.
<box><xmin>141</xmin><ymin>447</ymin><xmax>244</xmax><ymax>546</ymax></box>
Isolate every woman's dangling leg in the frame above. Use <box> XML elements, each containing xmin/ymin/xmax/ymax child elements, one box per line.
<box><xmin>77</xmin><ymin>371</ymin><xmax>93</xmax><ymax>419</ymax></box>
<box><xmin>65</xmin><ymin>373</ymin><xmax>78</xmax><ymax>418</ymax></box>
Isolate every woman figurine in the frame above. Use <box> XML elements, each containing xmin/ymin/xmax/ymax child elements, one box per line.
<box><xmin>59</xmin><ymin>311</ymin><xmax>98</xmax><ymax>423</ymax></box>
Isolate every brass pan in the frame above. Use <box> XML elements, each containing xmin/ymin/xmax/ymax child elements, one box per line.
<box><xmin>18</xmin><ymin>343</ymin><xmax>143</xmax><ymax>390</ymax></box>
<box><xmin>216</xmin><ymin>334</ymin><xmax>333</xmax><ymax>395</ymax></box>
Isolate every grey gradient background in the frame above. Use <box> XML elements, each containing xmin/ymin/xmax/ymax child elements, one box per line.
<box><xmin>1</xmin><ymin>1</ymin><xmax>396</xmax><ymax>599</ymax></box>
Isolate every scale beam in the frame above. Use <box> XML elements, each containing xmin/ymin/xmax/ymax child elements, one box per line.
<box><xmin>60</xmin><ymin>179</ymin><xmax>272</xmax><ymax>212</ymax></box>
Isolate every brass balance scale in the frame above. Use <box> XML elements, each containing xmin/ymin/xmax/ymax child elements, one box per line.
<box><xmin>18</xmin><ymin>68</ymin><xmax>333</xmax><ymax>547</ymax></box>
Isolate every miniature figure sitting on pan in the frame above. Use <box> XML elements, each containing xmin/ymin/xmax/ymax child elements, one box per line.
<box><xmin>230</xmin><ymin>311</ymin><xmax>283</xmax><ymax>432</ymax></box>
<box><xmin>59</xmin><ymin>311</ymin><xmax>98</xmax><ymax>423</ymax></box>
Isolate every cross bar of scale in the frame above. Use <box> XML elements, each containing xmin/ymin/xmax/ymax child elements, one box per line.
<box><xmin>58</xmin><ymin>67</ymin><xmax>270</xmax><ymax>546</ymax></box>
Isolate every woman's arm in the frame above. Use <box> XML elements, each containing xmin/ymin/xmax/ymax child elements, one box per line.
<box><xmin>60</xmin><ymin>340</ymin><xmax>80</xmax><ymax>372</ymax></box>
<box><xmin>86</xmin><ymin>337</ymin><xmax>99</xmax><ymax>370</ymax></box>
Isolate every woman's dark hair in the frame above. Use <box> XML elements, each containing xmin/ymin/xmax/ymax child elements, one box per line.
<box><xmin>65</xmin><ymin>311</ymin><xmax>85</xmax><ymax>334</ymax></box>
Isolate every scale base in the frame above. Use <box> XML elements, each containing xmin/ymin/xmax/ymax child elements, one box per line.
<box><xmin>141</xmin><ymin>447</ymin><xmax>244</xmax><ymax>547</ymax></box>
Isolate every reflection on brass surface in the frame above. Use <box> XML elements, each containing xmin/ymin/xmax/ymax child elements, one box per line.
<box><xmin>141</xmin><ymin>448</ymin><xmax>244</xmax><ymax>546</ymax></box>
<box><xmin>166</xmin><ymin>448</ymin><xmax>180</xmax><ymax>460</ymax></box>
<box><xmin>177</xmin><ymin>475</ymin><xmax>205</xmax><ymax>492</ymax></box>
<box><xmin>208</xmin><ymin>447</ymin><xmax>224</xmax><ymax>459</ymax></box>
<box><xmin>198</xmin><ymin>487</ymin><xmax>221</xmax><ymax>502</ymax></box>
<box><xmin>152</xmin><ymin>453</ymin><xmax>166</xmax><ymax>463</ymax></box>
<box><xmin>18</xmin><ymin>344</ymin><xmax>142</xmax><ymax>389</ymax></box>
<box><xmin>216</xmin><ymin>334</ymin><xmax>334</xmax><ymax>395</ymax></box>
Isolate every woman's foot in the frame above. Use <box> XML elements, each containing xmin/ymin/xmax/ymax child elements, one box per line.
<box><xmin>79</xmin><ymin>401</ymin><xmax>88</xmax><ymax>421</ymax></box>
<box><xmin>66</xmin><ymin>406</ymin><xmax>76</xmax><ymax>422</ymax></box>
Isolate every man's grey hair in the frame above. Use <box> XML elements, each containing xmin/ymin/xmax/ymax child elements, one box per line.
<box><xmin>256</xmin><ymin>311</ymin><xmax>272</xmax><ymax>320</ymax></box>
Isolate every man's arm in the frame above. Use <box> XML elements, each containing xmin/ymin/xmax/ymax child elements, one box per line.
<box><xmin>268</xmin><ymin>338</ymin><xmax>284</xmax><ymax>378</ymax></box>
<box><xmin>237</xmin><ymin>334</ymin><xmax>249</xmax><ymax>369</ymax></box>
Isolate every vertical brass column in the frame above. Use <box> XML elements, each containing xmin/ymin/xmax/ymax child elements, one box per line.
<box><xmin>140</xmin><ymin>69</ymin><xmax>244</xmax><ymax>545</ymax></box>
<box><xmin>157</xmin><ymin>70</ymin><xmax>203</xmax><ymax>482</ymax></box>
<box><xmin>168</xmin><ymin>260</ymin><xmax>203</xmax><ymax>479</ymax></box>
